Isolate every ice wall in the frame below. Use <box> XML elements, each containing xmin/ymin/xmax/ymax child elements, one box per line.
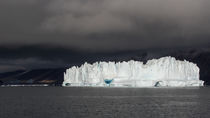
<box><xmin>63</xmin><ymin>56</ymin><xmax>204</xmax><ymax>87</ymax></box>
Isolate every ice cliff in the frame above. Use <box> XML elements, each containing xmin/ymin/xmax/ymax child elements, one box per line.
<box><xmin>63</xmin><ymin>56</ymin><xmax>204</xmax><ymax>87</ymax></box>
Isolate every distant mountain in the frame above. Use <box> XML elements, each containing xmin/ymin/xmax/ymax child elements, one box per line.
<box><xmin>0</xmin><ymin>68</ymin><xmax>66</xmax><ymax>86</ymax></box>
<box><xmin>0</xmin><ymin>48</ymin><xmax>209</xmax><ymax>86</ymax></box>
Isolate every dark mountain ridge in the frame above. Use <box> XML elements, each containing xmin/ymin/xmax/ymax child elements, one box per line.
<box><xmin>0</xmin><ymin>48</ymin><xmax>209</xmax><ymax>86</ymax></box>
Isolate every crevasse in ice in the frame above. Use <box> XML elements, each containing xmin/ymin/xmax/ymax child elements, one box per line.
<box><xmin>63</xmin><ymin>56</ymin><xmax>204</xmax><ymax>87</ymax></box>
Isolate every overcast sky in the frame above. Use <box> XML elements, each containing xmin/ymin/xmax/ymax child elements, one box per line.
<box><xmin>0</xmin><ymin>0</ymin><xmax>210</xmax><ymax>72</ymax></box>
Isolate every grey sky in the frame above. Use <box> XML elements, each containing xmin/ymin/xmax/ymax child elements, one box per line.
<box><xmin>0</xmin><ymin>0</ymin><xmax>209</xmax><ymax>52</ymax></box>
<box><xmin>0</xmin><ymin>0</ymin><xmax>210</xmax><ymax>72</ymax></box>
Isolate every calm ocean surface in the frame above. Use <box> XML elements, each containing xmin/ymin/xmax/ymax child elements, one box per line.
<box><xmin>0</xmin><ymin>87</ymin><xmax>210</xmax><ymax>118</ymax></box>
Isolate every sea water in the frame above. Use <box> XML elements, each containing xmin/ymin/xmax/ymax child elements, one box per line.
<box><xmin>0</xmin><ymin>87</ymin><xmax>210</xmax><ymax>118</ymax></box>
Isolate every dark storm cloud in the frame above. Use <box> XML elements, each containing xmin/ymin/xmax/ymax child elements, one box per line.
<box><xmin>0</xmin><ymin>45</ymin><xmax>139</xmax><ymax>72</ymax></box>
<box><xmin>0</xmin><ymin>0</ymin><xmax>210</xmax><ymax>72</ymax></box>
<box><xmin>41</xmin><ymin>0</ymin><xmax>210</xmax><ymax>51</ymax></box>
<box><xmin>43</xmin><ymin>0</ymin><xmax>205</xmax><ymax>33</ymax></box>
<box><xmin>0</xmin><ymin>0</ymin><xmax>209</xmax><ymax>52</ymax></box>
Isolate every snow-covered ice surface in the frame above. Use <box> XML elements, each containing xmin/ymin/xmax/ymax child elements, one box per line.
<box><xmin>63</xmin><ymin>56</ymin><xmax>204</xmax><ymax>87</ymax></box>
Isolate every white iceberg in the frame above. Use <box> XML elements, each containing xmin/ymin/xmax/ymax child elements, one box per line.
<box><xmin>63</xmin><ymin>56</ymin><xmax>204</xmax><ymax>87</ymax></box>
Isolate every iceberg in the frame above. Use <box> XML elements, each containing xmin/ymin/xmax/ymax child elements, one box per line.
<box><xmin>63</xmin><ymin>56</ymin><xmax>204</xmax><ymax>87</ymax></box>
